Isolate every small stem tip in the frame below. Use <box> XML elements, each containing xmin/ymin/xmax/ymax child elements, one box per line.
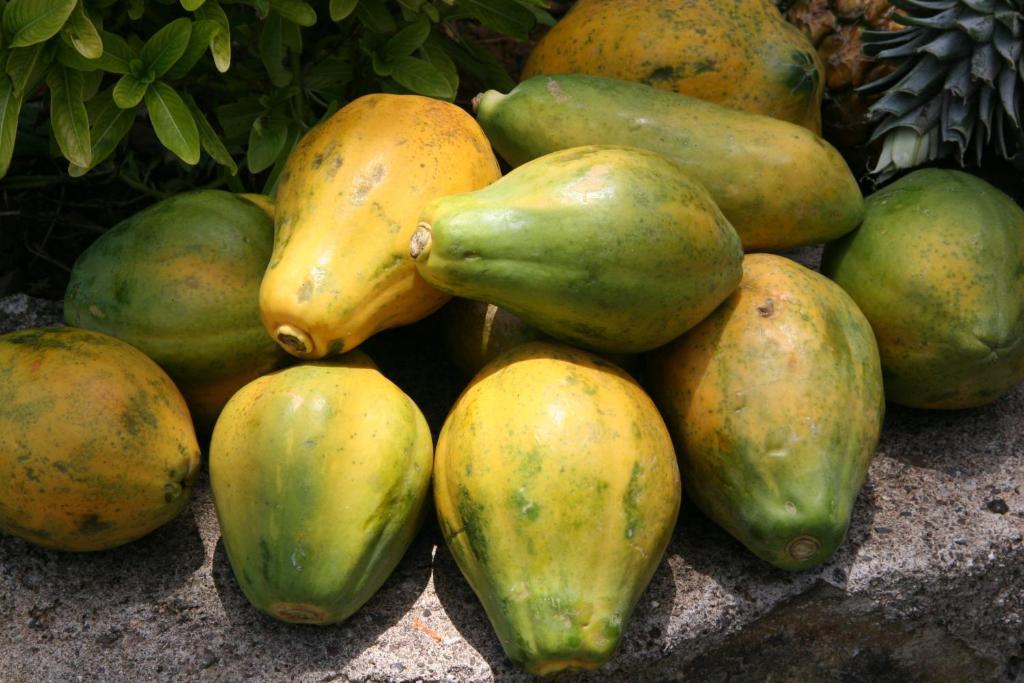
<box><xmin>410</xmin><ymin>223</ymin><xmax>433</xmax><ymax>260</ymax></box>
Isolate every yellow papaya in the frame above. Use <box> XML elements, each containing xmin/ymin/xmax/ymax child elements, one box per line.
<box><xmin>435</xmin><ymin>341</ymin><xmax>680</xmax><ymax>674</ymax></box>
<box><xmin>260</xmin><ymin>93</ymin><xmax>501</xmax><ymax>359</ymax></box>
<box><xmin>0</xmin><ymin>327</ymin><xmax>201</xmax><ymax>551</ymax></box>
<box><xmin>523</xmin><ymin>0</ymin><xmax>824</xmax><ymax>133</ymax></box>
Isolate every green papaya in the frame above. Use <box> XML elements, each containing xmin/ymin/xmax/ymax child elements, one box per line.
<box><xmin>411</xmin><ymin>145</ymin><xmax>743</xmax><ymax>354</ymax></box>
<box><xmin>64</xmin><ymin>190</ymin><xmax>288</xmax><ymax>431</ymax></box>
<box><xmin>435</xmin><ymin>341</ymin><xmax>681</xmax><ymax>674</ymax></box>
<box><xmin>209</xmin><ymin>352</ymin><xmax>433</xmax><ymax>624</ymax></box>
<box><xmin>473</xmin><ymin>73</ymin><xmax>863</xmax><ymax>250</ymax></box>
<box><xmin>646</xmin><ymin>254</ymin><xmax>884</xmax><ymax>571</ymax></box>
<box><xmin>821</xmin><ymin>169</ymin><xmax>1024</xmax><ymax>409</ymax></box>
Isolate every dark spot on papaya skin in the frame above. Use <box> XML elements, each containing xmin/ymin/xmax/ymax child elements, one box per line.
<box><xmin>260</xmin><ymin>537</ymin><xmax>272</xmax><ymax>582</ymax></box>
<box><xmin>325</xmin><ymin>156</ymin><xmax>343</xmax><ymax>180</ymax></box>
<box><xmin>758</xmin><ymin>299</ymin><xmax>775</xmax><ymax>317</ymax></box>
<box><xmin>311</xmin><ymin>153</ymin><xmax>325</xmax><ymax>169</ymax></box>
<box><xmin>79</xmin><ymin>514</ymin><xmax>114</xmax><ymax>534</ymax></box>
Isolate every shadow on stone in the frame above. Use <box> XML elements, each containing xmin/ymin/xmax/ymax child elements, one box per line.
<box><xmin>0</xmin><ymin>496</ymin><xmax>206</xmax><ymax>610</ymax></box>
<box><xmin>209</xmin><ymin>519</ymin><xmax>434</xmax><ymax>676</ymax></box>
<box><xmin>431</xmin><ymin>516</ymin><xmax>679</xmax><ymax>680</ymax></box>
<box><xmin>880</xmin><ymin>384</ymin><xmax>1024</xmax><ymax>477</ymax></box>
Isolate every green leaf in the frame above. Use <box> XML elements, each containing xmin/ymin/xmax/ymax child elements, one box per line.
<box><xmin>181</xmin><ymin>0</ymin><xmax>205</xmax><ymax>9</ymax></box>
<box><xmin>141</xmin><ymin>17</ymin><xmax>191</xmax><ymax>78</ymax></box>
<box><xmin>93</xmin><ymin>30</ymin><xmax>132</xmax><ymax>73</ymax></box>
<box><xmin>390</xmin><ymin>56</ymin><xmax>455</xmax><ymax>99</ymax></box>
<box><xmin>3</xmin><ymin>0</ymin><xmax>76</xmax><ymax>48</ymax></box>
<box><xmin>456</xmin><ymin>0</ymin><xmax>535</xmax><ymax>40</ymax></box>
<box><xmin>126</xmin><ymin>0</ymin><xmax>144</xmax><ymax>20</ymax></box>
<box><xmin>261</xmin><ymin>121</ymin><xmax>299</xmax><ymax>195</ymax></box>
<box><xmin>182</xmin><ymin>91</ymin><xmax>236</xmax><ymax>174</ymax></box>
<box><xmin>144</xmin><ymin>80</ymin><xmax>198</xmax><ymax>164</ymax></box>
<box><xmin>259</xmin><ymin>11</ymin><xmax>290</xmax><ymax>87</ymax></box>
<box><xmin>305</xmin><ymin>54</ymin><xmax>353</xmax><ymax>92</ymax></box>
<box><xmin>247</xmin><ymin>113</ymin><xmax>288</xmax><ymax>173</ymax></box>
<box><xmin>46</xmin><ymin>63</ymin><xmax>90</xmax><ymax>167</ymax></box>
<box><xmin>329</xmin><ymin>0</ymin><xmax>357</xmax><ymax>22</ymax></box>
<box><xmin>355</xmin><ymin>0</ymin><xmax>395</xmax><ymax>34</ymax></box>
<box><xmin>6</xmin><ymin>42</ymin><xmax>51</xmax><ymax>96</ymax></box>
<box><xmin>216</xmin><ymin>98</ymin><xmax>262</xmax><ymax>139</ymax></box>
<box><xmin>69</xmin><ymin>85</ymin><xmax>133</xmax><ymax>176</ymax></box>
<box><xmin>163</xmin><ymin>18</ymin><xmax>216</xmax><ymax>80</ymax></box>
<box><xmin>270</xmin><ymin>0</ymin><xmax>316</xmax><ymax>27</ymax></box>
<box><xmin>419</xmin><ymin>38</ymin><xmax>457</xmax><ymax>93</ymax></box>
<box><xmin>385</xmin><ymin>16</ymin><xmax>429</xmax><ymax>59</ymax></box>
<box><xmin>62</xmin><ymin>0</ymin><xmax>101</xmax><ymax>59</ymax></box>
<box><xmin>371</xmin><ymin>50</ymin><xmax>392</xmax><ymax>77</ymax></box>
<box><xmin>447</xmin><ymin>33</ymin><xmax>514</xmax><ymax>91</ymax></box>
<box><xmin>0</xmin><ymin>74</ymin><xmax>23</xmax><ymax>177</ymax></box>
<box><xmin>195</xmin><ymin>0</ymin><xmax>230</xmax><ymax>72</ymax></box>
<box><xmin>112</xmin><ymin>73</ymin><xmax>146</xmax><ymax>108</ymax></box>
<box><xmin>80</xmin><ymin>65</ymin><xmax>100</xmax><ymax>98</ymax></box>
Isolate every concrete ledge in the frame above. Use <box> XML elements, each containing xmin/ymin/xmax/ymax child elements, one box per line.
<box><xmin>1</xmin><ymin>293</ymin><xmax>1021</xmax><ymax>681</ymax></box>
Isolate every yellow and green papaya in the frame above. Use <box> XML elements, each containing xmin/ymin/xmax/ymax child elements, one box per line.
<box><xmin>523</xmin><ymin>0</ymin><xmax>824</xmax><ymax>133</ymax></box>
<box><xmin>646</xmin><ymin>254</ymin><xmax>884</xmax><ymax>571</ymax></box>
<box><xmin>260</xmin><ymin>93</ymin><xmax>501</xmax><ymax>360</ymax></box>
<box><xmin>821</xmin><ymin>169</ymin><xmax>1024</xmax><ymax>409</ymax></box>
<box><xmin>0</xmin><ymin>327</ymin><xmax>201</xmax><ymax>551</ymax></box>
<box><xmin>412</xmin><ymin>145</ymin><xmax>743</xmax><ymax>354</ymax></box>
<box><xmin>435</xmin><ymin>341</ymin><xmax>680</xmax><ymax>674</ymax></box>
<box><xmin>474</xmin><ymin>74</ymin><xmax>863</xmax><ymax>250</ymax></box>
<box><xmin>209</xmin><ymin>352</ymin><xmax>433</xmax><ymax>624</ymax></box>
<box><xmin>63</xmin><ymin>190</ymin><xmax>288</xmax><ymax>431</ymax></box>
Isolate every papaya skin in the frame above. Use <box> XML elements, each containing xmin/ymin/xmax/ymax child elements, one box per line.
<box><xmin>260</xmin><ymin>93</ymin><xmax>501</xmax><ymax>360</ymax></box>
<box><xmin>0</xmin><ymin>327</ymin><xmax>201</xmax><ymax>551</ymax></box>
<box><xmin>474</xmin><ymin>74</ymin><xmax>863</xmax><ymax>251</ymax></box>
<box><xmin>63</xmin><ymin>190</ymin><xmax>288</xmax><ymax>432</ymax></box>
<box><xmin>821</xmin><ymin>169</ymin><xmax>1024</xmax><ymax>409</ymax></box>
<box><xmin>209</xmin><ymin>352</ymin><xmax>433</xmax><ymax>624</ymax></box>
<box><xmin>522</xmin><ymin>0</ymin><xmax>824</xmax><ymax>133</ymax></box>
<box><xmin>412</xmin><ymin>145</ymin><xmax>743</xmax><ymax>354</ymax></box>
<box><xmin>435</xmin><ymin>341</ymin><xmax>681</xmax><ymax>674</ymax></box>
<box><xmin>646</xmin><ymin>255</ymin><xmax>884</xmax><ymax>571</ymax></box>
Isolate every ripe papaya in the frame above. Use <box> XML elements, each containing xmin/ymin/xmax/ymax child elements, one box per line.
<box><xmin>474</xmin><ymin>74</ymin><xmax>863</xmax><ymax>250</ymax></box>
<box><xmin>646</xmin><ymin>254</ymin><xmax>884</xmax><ymax>571</ymax></box>
<box><xmin>435</xmin><ymin>341</ymin><xmax>680</xmax><ymax>674</ymax></box>
<box><xmin>63</xmin><ymin>190</ymin><xmax>287</xmax><ymax>431</ymax></box>
<box><xmin>0</xmin><ymin>327</ymin><xmax>201</xmax><ymax>551</ymax></box>
<box><xmin>821</xmin><ymin>169</ymin><xmax>1024</xmax><ymax>409</ymax></box>
<box><xmin>411</xmin><ymin>145</ymin><xmax>743</xmax><ymax>354</ymax></box>
<box><xmin>260</xmin><ymin>93</ymin><xmax>501</xmax><ymax>360</ymax></box>
<box><xmin>523</xmin><ymin>0</ymin><xmax>824</xmax><ymax>133</ymax></box>
<box><xmin>209</xmin><ymin>352</ymin><xmax>433</xmax><ymax>624</ymax></box>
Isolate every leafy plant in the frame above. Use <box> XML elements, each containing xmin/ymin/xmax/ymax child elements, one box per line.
<box><xmin>0</xmin><ymin>0</ymin><xmax>551</xmax><ymax>192</ymax></box>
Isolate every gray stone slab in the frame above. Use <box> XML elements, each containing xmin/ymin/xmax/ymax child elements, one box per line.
<box><xmin>1</xmin><ymin>292</ymin><xmax>1022</xmax><ymax>682</ymax></box>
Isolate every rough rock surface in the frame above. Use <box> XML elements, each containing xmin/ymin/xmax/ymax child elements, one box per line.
<box><xmin>0</xmin><ymin>285</ymin><xmax>1022</xmax><ymax>682</ymax></box>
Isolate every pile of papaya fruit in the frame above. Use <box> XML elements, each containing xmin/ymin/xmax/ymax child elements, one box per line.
<box><xmin>2</xmin><ymin>0</ymin><xmax>1023</xmax><ymax>676</ymax></box>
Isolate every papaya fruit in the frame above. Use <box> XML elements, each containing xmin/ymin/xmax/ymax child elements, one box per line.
<box><xmin>821</xmin><ymin>169</ymin><xmax>1024</xmax><ymax>409</ymax></box>
<box><xmin>438</xmin><ymin>298</ymin><xmax>546</xmax><ymax>378</ymax></box>
<box><xmin>64</xmin><ymin>190</ymin><xmax>287</xmax><ymax>432</ymax></box>
<box><xmin>411</xmin><ymin>145</ymin><xmax>743</xmax><ymax>354</ymax></box>
<box><xmin>474</xmin><ymin>73</ymin><xmax>863</xmax><ymax>251</ymax></box>
<box><xmin>209</xmin><ymin>352</ymin><xmax>433</xmax><ymax>624</ymax></box>
<box><xmin>522</xmin><ymin>0</ymin><xmax>824</xmax><ymax>133</ymax></box>
<box><xmin>435</xmin><ymin>341</ymin><xmax>680</xmax><ymax>674</ymax></box>
<box><xmin>646</xmin><ymin>254</ymin><xmax>884</xmax><ymax>571</ymax></box>
<box><xmin>0</xmin><ymin>327</ymin><xmax>201</xmax><ymax>551</ymax></box>
<box><xmin>260</xmin><ymin>93</ymin><xmax>501</xmax><ymax>360</ymax></box>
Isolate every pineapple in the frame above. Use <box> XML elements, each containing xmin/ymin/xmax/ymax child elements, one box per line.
<box><xmin>780</xmin><ymin>0</ymin><xmax>902</xmax><ymax>166</ymax></box>
<box><xmin>782</xmin><ymin>0</ymin><xmax>1024</xmax><ymax>177</ymax></box>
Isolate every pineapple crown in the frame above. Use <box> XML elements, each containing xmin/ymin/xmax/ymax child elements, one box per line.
<box><xmin>859</xmin><ymin>0</ymin><xmax>1024</xmax><ymax>177</ymax></box>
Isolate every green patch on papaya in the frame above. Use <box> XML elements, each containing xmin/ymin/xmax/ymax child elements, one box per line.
<box><xmin>510</xmin><ymin>488</ymin><xmax>540</xmax><ymax>522</ymax></box>
<box><xmin>623</xmin><ymin>462</ymin><xmax>644</xmax><ymax>540</ymax></box>
<box><xmin>457</xmin><ymin>486</ymin><xmax>489</xmax><ymax>565</ymax></box>
<box><xmin>784</xmin><ymin>50</ymin><xmax>820</xmax><ymax>96</ymax></box>
<box><xmin>79</xmin><ymin>514</ymin><xmax>114</xmax><ymax>534</ymax></box>
<box><xmin>120</xmin><ymin>390</ymin><xmax>160</xmax><ymax>438</ymax></box>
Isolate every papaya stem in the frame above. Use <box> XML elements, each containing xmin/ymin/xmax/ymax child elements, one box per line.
<box><xmin>409</xmin><ymin>223</ymin><xmax>433</xmax><ymax>260</ymax></box>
